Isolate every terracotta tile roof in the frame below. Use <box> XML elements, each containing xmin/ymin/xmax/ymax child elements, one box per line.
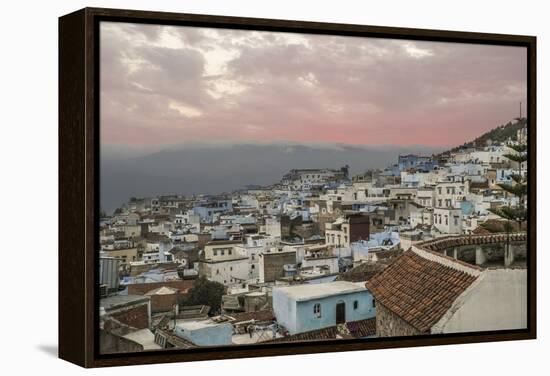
<box><xmin>365</xmin><ymin>248</ymin><xmax>480</xmax><ymax>333</ymax></box>
<box><xmin>418</xmin><ymin>233</ymin><xmax>526</xmax><ymax>254</ymax></box>
<box><xmin>372</xmin><ymin>249</ymin><xmax>403</xmax><ymax>261</ymax></box>
<box><xmin>266</xmin><ymin>318</ymin><xmax>375</xmax><ymax>343</ymax></box>
<box><xmin>472</xmin><ymin>226</ymin><xmax>492</xmax><ymax>235</ymax></box>
<box><xmin>336</xmin><ymin>262</ymin><xmax>388</xmax><ymax>282</ymax></box>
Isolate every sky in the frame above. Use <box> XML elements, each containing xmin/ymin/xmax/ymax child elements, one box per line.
<box><xmin>100</xmin><ymin>22</ymin><xmax>527</xmax><ymax>151</ymax></box>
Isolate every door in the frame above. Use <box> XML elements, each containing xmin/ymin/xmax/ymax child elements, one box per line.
<box><xmin>336</xmin><ymin>301</ymin><xmax>346</xmax><ymax>324</ymax></box>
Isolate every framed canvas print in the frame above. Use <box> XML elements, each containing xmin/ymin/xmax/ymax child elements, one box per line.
<box><xmin>59</xmin><ymin>7</ymin><xmax>536</xmax><ymax>368</ymax></box>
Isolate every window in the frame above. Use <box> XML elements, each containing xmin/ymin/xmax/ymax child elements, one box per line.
<box><xmin>221</xmin><ymin>249</ymin><xmax>225</xmax><ymax>256</ymax></box>
<box><xmin>353</xmin><ymin>300</ymin><xmax>358</xmax><ymax>310</ymax></box>
<box><xmin>228</xmin><ymin>249</ymin><xmax>232</xmax><ymax>255</ymax></box>
<box><xmin>230</xmin><ymin>266</ymin><xmax>233</xmax><ymax>271</ymax></box>
<box><xmin>251</xmin><ymin>264</ymin><xmax>255</xmax><ymax>269</ymax></box>
<box><xmin>313</xmin><ymin>303</ymin><xmax>321</xmax><ymax>318</ymax></box>
<box><xmin>372</xmin><ymin>299</ymin><xmax>376</xmax><ymax>308</ymax></box>
<box><xmin>213</xmin><ymin>250</ymin><xmax>218</xmax><ymax>256</ymax></box>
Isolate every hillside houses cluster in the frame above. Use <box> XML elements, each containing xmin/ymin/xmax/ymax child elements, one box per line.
<box><xmin>98</xmin><ymin>127</ymin><xmax>528</xmax><ymax>353</ymax></box>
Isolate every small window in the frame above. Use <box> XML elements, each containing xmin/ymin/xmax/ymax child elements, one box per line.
<box><xmin>372</xmin><ymin>299</ymin><xmax>376</xmax><ymax>308</ymax></box>
<box><xmin>230</xmin><ymin>266</ymin><xmax>233</xmax><ymax>271</ymax></box>
<box><xmin>228</xmin><ymin>249</ymin><xmax>232</xmax><ymax>255</ymax></box>
<box><xmin>353</xmin><ymin>300</ymin><xmax>358</xmax><ymax>310</ymax></box>
<box><xmin>251</xmin><ymin>264</ymin><xmax>255</xmax><ymax>269</ymax></box>
<box><xmin>313</xmin><ymin>303</ymin><xmax>321</xmax><ymax>318</ymax></box>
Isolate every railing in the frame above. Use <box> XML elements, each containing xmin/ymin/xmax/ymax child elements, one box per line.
<box><xmin>417</xmin><ymin>232</ymin><xmax>527</xmax><ymax>253</ymax></box>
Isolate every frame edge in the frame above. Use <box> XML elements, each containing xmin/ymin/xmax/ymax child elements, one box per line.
<box><xmin>58</xmin><ymin>8</ymin><xmax>88</xmax><ymax>368</ymax></box>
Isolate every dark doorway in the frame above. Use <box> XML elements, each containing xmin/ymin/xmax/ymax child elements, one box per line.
<box><xmin>336</xmin><ymin>302</ymin><xmax>346</xmax><ymax>324</ymax></box>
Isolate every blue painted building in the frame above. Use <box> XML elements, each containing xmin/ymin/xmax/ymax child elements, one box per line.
<box><xmin>460</xmin><ymin>200</ymin><xmax>475</xmax><ymax>216</ymax></box>
<box><xmin>398</xmin><ymin>154</ymin><xmax>437</xmax><ymax>172</ymax></box>
<box><xmin>273</xmin><ymin>281</ymin><xmax>376</xmax><ymax>334</ymax></box>
<box><xmin>192</xmin><ymin>199</ymin><xmax>232</xmax><ymax>223</ymax></box>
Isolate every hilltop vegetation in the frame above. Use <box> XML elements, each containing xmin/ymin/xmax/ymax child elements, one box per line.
<box><xmin>445</xmin><ymin>117</ymin><xmax>527</xmax><ymax>154</ymax></box>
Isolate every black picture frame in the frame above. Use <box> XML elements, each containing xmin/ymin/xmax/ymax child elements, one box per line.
<box><xmin>59</xmin><ymin>7</ymin><xmax>537</xmax><ymax>368</ymax></box>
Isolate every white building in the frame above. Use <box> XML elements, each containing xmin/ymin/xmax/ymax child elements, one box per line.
<box><xmin>434</xmin><ymin>180</ymin><xmax>469</xmax><ymax>209</ymax></box>
<box><xmin>433</xmin><ymin>207</ymin><xmax>463</xmax><ymax>234</ymax></box>
<box><xmin>198</xmin><ymin>241</ymin><xmax>257</xmax><ymax>286</ymax></box>
<box><xmin>264</xmin><ymin>217</ymin><xmax>281</xmax><ymax>237</ymax></box>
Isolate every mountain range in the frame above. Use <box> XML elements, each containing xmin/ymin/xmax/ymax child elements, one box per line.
<box><xmin>101</xmin><ymin>143</ymin><xmax>444</xmax><ymax>214</ymax></box>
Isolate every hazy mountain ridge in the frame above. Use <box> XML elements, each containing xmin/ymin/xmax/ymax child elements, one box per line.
<box><xmin>101</xmin><ymin>143</ymin><xmax>444</xmax><ymax>213</ymax></box>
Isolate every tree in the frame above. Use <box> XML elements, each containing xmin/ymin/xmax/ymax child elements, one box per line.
<box><xmin>182</xmin><ymin>276</ymin><xmax>225</xmax><ymax>314</ymax></box>
<box><xmin>492</xmin><ymin>143</ymin><xmax>528</xmax><ymax>228</ymax></box>
<box><xmin>489</xmin><ymin>141</ymin><xmax>528</xmax><ymax>264</ymax></box>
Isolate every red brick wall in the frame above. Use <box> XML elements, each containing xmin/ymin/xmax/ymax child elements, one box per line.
<box><xmin>150</xmin><ymin>293</ymin><xmax>179</xmax><ymax>313</ymax></box>
<box><xmin>111</xmin><ymin>304</ymin><xmax>149</xmax><ymax>329</ymax></box>
<box><xmin>349</xmin><ymin>215</ymin><xmax>370</xmax><ymax>242</ymax></box>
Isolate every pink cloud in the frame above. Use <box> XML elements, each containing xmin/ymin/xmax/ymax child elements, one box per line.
<box><xmin>100</xmin><ymin>23</ymin><xmax>527</xmax><ymax>149</ymax></box>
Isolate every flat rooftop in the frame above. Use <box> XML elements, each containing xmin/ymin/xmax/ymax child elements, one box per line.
<box><xmin>122</xmin><ymin>329</ymin><xmax>162</xmax><ymax>350</ymax></box>
<box><xmin>100</xmin><ymin>294</ymin><xmax>149</xmax><ymax>311</ymax></box>
<box><xmin>176</xmin><ymin>319</ymin><xmax>229</xmax><ymax>331</ymax></box>
<box><xmin>274</xmin><ymin>281</ymin><xmax>366</xmax><ymax>302</ymax></box>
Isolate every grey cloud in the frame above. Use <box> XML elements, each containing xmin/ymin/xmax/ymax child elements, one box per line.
<box><xmin>100</xmin><ymin>23</ymin><xmax>527</xmax><ymax>148</ymax></box>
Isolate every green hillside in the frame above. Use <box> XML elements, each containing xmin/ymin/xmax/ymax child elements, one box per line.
<box><xmin>445</xmin><ymin>117</ymin><xmax>527</xmax><ymax>154</ymax></box>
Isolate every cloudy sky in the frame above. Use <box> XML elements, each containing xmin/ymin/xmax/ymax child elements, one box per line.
<box><xmin>100</xmin><ymin>22</ymin><xmax>527</xmax><ymax>151</ymax></box>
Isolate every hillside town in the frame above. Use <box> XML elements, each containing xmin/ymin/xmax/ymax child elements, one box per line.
<box><xmin>98</xmin><ymin>121</ymin><xmax>528</xmax><ymax>353</ymax></box>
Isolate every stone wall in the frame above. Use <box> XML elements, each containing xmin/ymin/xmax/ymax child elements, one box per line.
<box><xmin>349</xmin><ymin>215</ymin><xmax>370</xmax><ymax>242</ymax></box>
<box><xmin>376</xmin><ymin>302</ymin><xmax>422</xmax><ymax>337</ymax></box>
<box><xmin>150</xmin><ymin>293</ymin><xmax>180</xmax><ymax>314</ymax></box>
